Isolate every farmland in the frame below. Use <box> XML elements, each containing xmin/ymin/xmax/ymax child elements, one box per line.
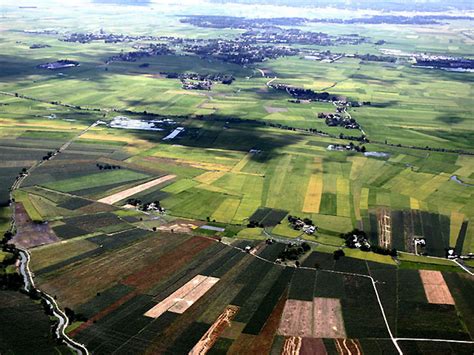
<box><xmin>0</xmin><ymin>0</ymin><xmax>473</xmax><ymax>354</ymax></box>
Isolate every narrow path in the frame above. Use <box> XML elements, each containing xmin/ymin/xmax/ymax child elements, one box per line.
<box><xmin>395</xmin><ymin>338</ymin><xmax>474</xmax><ymax>344</ymax></box>
<box><xmin>256</xmin><ymin>68</ymin><xmax>265</xmax><ymax>77</ymax></box>
<box><xmin>266</xmin><ymin>76</ymin><xmax>278</xmax><ymax>86</ymax></box>
<box><xmin>453</xmin><ymin>259</ymin><xmax>474</xmax><ymax>276</ymax></box>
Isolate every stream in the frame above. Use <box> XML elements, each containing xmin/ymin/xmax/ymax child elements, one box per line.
<box><xmin>16</xmin><ymin>248</ymin><xmax>89</xmax><ymax>355</ymax></box>
<box><xmin>450</xmin><ymin>175</ymin><xmax>473</xmax><ymax>187</ymax></box>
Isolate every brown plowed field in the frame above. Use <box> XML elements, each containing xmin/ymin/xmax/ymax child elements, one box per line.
<box><xmin>278</xmin><ymin>299</ymin><xmax>313</xmax><ymax>337</ymax></box>
<box><xmin>279</xmin><ymin>298</ymin><xmax>346</xmax><ymax>339</ymax></box>
<box><xmin>123</xmin><ymin>237</ymin><xmax>214</xmax><ymax>292</ymax></box>
<box><xmin>419</xmin><ymin>270</ymin><xmax>455</xmax><ymax>305</ymax></box>
<box><xmin>313</xmin><ymin>297</ymin><xmax>346</xmax><ymax>338</ymax></box>
<box><xmin>229</xmin><ymin>288</ymin><xmax>289</xmax><ymax>355</ymax></box>
<box><xmin>300</xmin><ymin>338</ymin><xmax>327</xmax><ymax>355</ymax></box>
<box><xmin>39</xmin><ymin>234</ymin><xmax>195</xmax><ymax>308</ymax></box>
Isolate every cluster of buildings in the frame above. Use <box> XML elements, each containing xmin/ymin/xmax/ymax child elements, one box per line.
<box><xmin>287</xmin><ymin>215</ymin><xmax>318</xmax><ymax>235</ymax></box>
<box><xmin>317</xmin><ymin>112</ymin><xmax>360</xmax><ymax>129</ymax></box>
<box><xmin>37</xmin><ymin>60</ymin><xmax>79</xmax><ymax>70</ymax></box>
<box><xmin>183</xmin><ymin>39</ymin><xmax>298</xmax><ymax>64</ymax></box>
<box><xmin>61</xmin><ymin>29</ymin><xmax>160</xmax><ymax>44</ymax></box>
<box><xmin>105</xmin><ymin>44</ymin><xmax>173</xmax><ymax>63</ymax></box>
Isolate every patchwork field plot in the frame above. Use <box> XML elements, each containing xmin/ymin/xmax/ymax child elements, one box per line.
<box><xmin>278</xmin><ymin>300</ymin><xmax>313</xmax><ymax>337</ymax></box>
<box><xmin>278</xmin><ymin>297</ymin><xmax>345</xmax><ymax>339</ymax></box>
<box><xmin>313</xmin><ymin>297</ymin><xmax>346</xmax><ymax>338</ymax></box>
<box><xmin>419</xmin><ymin>270</ymin><xmax>455</xmax><ymax>305</ymax></box>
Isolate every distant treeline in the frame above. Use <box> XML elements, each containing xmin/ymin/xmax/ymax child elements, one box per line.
<box><xmin>181</xmin><ymin>14</ymin><xmax>473</xmax><ymax>30</ymax></box>
<box><xmin>208</xmin><ymin>0</ymin><xmax>474</xmax><ymax>12</ymax></box>
<box><xmin>92</xmin><ymin>0</ymin><xmax>150</xmax><ymax>5</ymax></box>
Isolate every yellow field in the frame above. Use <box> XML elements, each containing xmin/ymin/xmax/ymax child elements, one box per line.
<box><xmin>410</xmin><ymin>197</ymin><xmax>420</xmax><ymax>210</ymax></box>
<box><xmin>453</xmin><ymin>155</ymin><xmax>474</xmax><ymax>178</ymax></box>
<box><xmin>336</xmin><ymin>177</ymin><xmax>350</xmax><ymax>217</ymax></box>
<box><xmin>175</xmin><ymin>160</ymin><xmax>231</xmax><ymax>172</ymax></box>
<box><xmin>211</xmin><ymin>198</ymin><xmax>240</xmax><ymax>223</ymax></box>
<box><xmin>236</xmin><ymin>227</ymin><xmax>265</xmax><ymax>240</ymax></box>
<box><xmin>194</xmin><ymin>171</ymin><xmax>226</xmax><ymax>184</ymax></box>
<box><xmin>231</xmin><ymin>153</ymin><xmax>251</xmax><ymax>173</ymax></box>
<box><xmin>302</xmin><ymin>174</ymin><xmax>323</xmax><ymax>213</ymax></box>
<box><xmin>353</xmin><ymin>187</ymin><xmax>362</xmax><ymax>220</ymax></box>
<box><xmin>348</xmin><ymin>156</ymin><xmax>366</xmax><ymax>181</ymax></box>
<box><xmin>416</xmin><ymin>173</ymin><xmax>450</xmax><ymax>200</ymax></box>
<box><xmin>450</xmin><ymin>211</ymin><xmax>465</xmax><ymax>246</ymax></box>
<box><xmin>0</xmin><ymin>118</ymin><xmax>86</xmax><ymax>130</ymax></box>
<box><xmin>196</xmin><ymin>183</ymin><xmax>240</xmax><ymax>196</ymax></box>
<box><xmin>360</xmin><ymin>188</ymin><xmax>369</xmax><ymax>211</ymax></box>
<box><xmin>232</xmin><ymin>176</ymin><xmax>263</xmax><ymax>223</ymax></box>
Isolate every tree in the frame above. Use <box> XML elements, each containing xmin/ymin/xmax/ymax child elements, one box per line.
<box><xmin>333</xmin><ymin>249</ymin><xmax>345</xmax><ymax>260</ymax></box>
<box><xmin>301</xmin><ymin>242</ymin><xmax>310</xmax><ymax>252</ymax></box>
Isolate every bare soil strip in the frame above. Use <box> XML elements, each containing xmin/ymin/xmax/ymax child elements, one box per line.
<box><xmin>278</xmin><ymin>300</ymin><xmax>313</xmax><ymax>337</ymax></box>
<box><xmin>189</xmin><ymin>305</ymin><xmax>239</xmax><ymax>355</ymax></box>
<box><xmin>282</xmin><ymin>336</ymin><xmax>302</xmax><ymax>355</ymax></box>
<box><xmin>313</xmin><ymin>298</ymin><xmax>346</xmax><ymax>339</ymax></box>
<box><xmin>97</xmin><ymin>174</ymin><xmax>176</xmax><ymax>205</ymax></box>
<box><xmin>144</xmin><ymin>275</ymin><xmax>219</xmax><ymax>318</ymax></box>
<box><xmin>168</xmin><ymin>276</ymin><xmax>219</xmax><ymax>313</ymax></box>
<box><xmin>377</xmin><ymin>208</ymin><xmax>392</xmax><ymax>249</ymax></box>
<box><xmin>419</xmin><ymin>270</ymin><xmax>455</xmax><ymax>305</ymax></box>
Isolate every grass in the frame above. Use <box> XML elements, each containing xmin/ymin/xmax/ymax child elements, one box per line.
<box><xmin>13</xmin><ymin>190</ymin><xmax>43</xmax><ymax>222</ymax></box>
<box><xmin>343</xmin><ymin>248</ymin><xmax>397</xmax><ymax>265</ymax></box>
<box><xmin>0</xmin><ymin>207</ymin><xmax>11</xmax><ymax>234</ymax></box>
<box><xmin>398</xmin><ymin>253</ymin><xmax>457</xmax><ymax>266</ymax></box>
<box><xmin>236</xmin><ymin>228</ymin><xmax>266</xmax><ymax>240</ymax></box>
